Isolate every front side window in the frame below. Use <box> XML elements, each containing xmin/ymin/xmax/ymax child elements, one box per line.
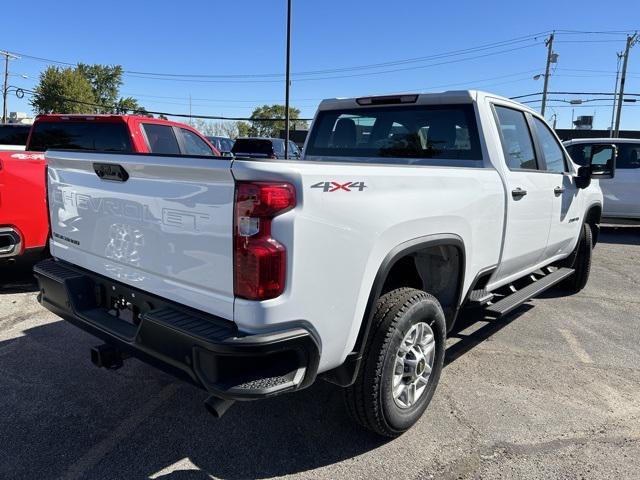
<box><xmin>494</xmin><ymin>106</ymin><xmax>538</xmax><ymax>170</ymax></box>
<box><xmin>305</xmin><ymin>104</ymin><xmax>482</xmax><ymax>163</ymax></box>
<box><xmin>142</xmin><ymin>124</ymin><xmax>180</xmax><ymax>154</ymax></box>
<box><xmin>532</xmin><ymin>117</ymin><xmax>566</xmax><ymax>173</ymax></box>
<box><xmin>180</xmin><ymin>128</ymin><xmax>214</xmax><ymax>156</ymax></box>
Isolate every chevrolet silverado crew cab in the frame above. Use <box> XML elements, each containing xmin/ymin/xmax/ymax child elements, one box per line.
<box><xmin>0</xmin><ymin>114</ymin><xmax>219</xmax><ymax>264</ymax></box>
<box><xmin>564</xmin><ymin>137</ymin><xmax>639</xmax><ymax>222</ymax></box>
<box><xmin>34</xmin><ymin>91</ymin><xmax>614</xmax><ymax>437</ymax></box>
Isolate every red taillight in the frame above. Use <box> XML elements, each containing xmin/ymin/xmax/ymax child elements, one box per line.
<box><xmin>234</xmin><ymin>181</ymin><xmax>296</xmax><ymax>300</ymax></box>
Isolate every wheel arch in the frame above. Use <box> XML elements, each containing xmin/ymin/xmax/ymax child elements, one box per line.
<box><xmin>321</xmin><ymin>234</ymin><xmax>466</xmax><ymax>386</ymax></box>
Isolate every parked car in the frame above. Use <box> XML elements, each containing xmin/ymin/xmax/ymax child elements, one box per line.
<box><xmin>231</xmin><ymin>137</ymin><xmax>301</xmax><ymax>159</ymax></box>
<box><xmin>34</xmin><ymin>90</ymin><xmax>612</xmax><ymax>437</ymax></box>
<box><xmin>206</xmin><ymin>136</ymin><xmax>234</xmax><ymax>154</ymax></box>
<box><xmin>564</xmin><ymin>137</ymin><xmax>640</xmax><ymax>222</ymax></box>
<box><xmin>0</xmin><ymin>123</ymin><xmax>30</xmax><ymax>151</ymax></box>
<box><xmin>0</xmin><ymin>114</ymin><xmax>219</xmax><ymax>264</ymax></box>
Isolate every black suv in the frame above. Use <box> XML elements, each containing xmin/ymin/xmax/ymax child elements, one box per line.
<box><xmin>231</xmin><ymin>137</ymin><xmax>301</xmax><ymax>159</ymax></box>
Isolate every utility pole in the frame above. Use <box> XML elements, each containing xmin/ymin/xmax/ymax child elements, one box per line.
<box><xmin>540</xmin><ymin>33</ymin><xmax>555</xmax><ymax>117</ymax></box>
<box><xmin>609</xmin><ymin>52</ymin><xmax>623</xmax><ymax>132</ymax></box>
<box><xmin>613</xmin><ymin>32</ymin><xmax>638</xmax><ymax>138</ymax></box>
<box><xmin>1</xmin><ymin>51</ymin><xmax>19</xmax><ymax>124</ymax></box>
<box><xmin>284</xmin><ymin>0</ymin><xmax>292</xmax><ymax>159</ymax></box>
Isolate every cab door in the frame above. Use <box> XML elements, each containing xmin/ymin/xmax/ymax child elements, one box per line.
<box><xmin>491</xmin><ymin>105</ymin><xmax>553</xmax><ymax>283</ymax></box>
<box><xmin>602</xmin><ymin>142</ymin><xmax>640</xmax><ymax>218</ymax></box>
<box><xmin>529</xmin><ymin>116</ymin><xmax>584</xmax><ymax>260</ymax></box>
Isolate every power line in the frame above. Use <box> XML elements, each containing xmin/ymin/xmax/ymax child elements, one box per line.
<box><xmin>6</xmin><ymin>32</ymin><xmax>550</xmax><ymax>80</ymax></box>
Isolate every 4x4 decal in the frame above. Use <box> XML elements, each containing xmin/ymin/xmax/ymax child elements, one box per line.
<box><xmin>311</xmin><ymin>181</ymin><xmax>367</xmax><ymax>192</ymax></box>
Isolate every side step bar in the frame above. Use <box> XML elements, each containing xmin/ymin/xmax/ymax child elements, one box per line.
<box><xmin>485</xmin><ymin>268</ymin><xmax>574</xmax><ymax>318</ymax></box>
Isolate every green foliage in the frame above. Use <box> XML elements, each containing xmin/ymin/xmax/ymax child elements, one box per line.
<box><xmin>76</xmin><ymin>63</ymin><xmax>124</xmax><ymax>112</ymax></box>
<box><xmin>115</xmin><ymin>96</ymin><xmax>149</xmax><ymax>115</ymax></box>
<box><xmin>31</xmin><ymin>64</ymin><xmax>145</xmax><ymax>115</ymax></box>
<box><xmin>236</xmin><ymin>121</ymin><xmax>253</xmax><ymax>137</ymax></box>
<box><xmin>243</xmin><ymin>104</ymin><xmax>307</xmax><ymax>138</ymax></box>
<box><xmin>30</xmin><ymin>66</ymin><xmax>96</xmax><ymax>114</ymax></box>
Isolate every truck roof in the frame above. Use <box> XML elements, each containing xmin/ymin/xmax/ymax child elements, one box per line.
<box><xmin>33</xmin><ymin>114</ymin><xmax>184</xmax><ymax>126</ymax></box>
<box><xmin>317</xmin><ymin>90</ymin><xmax>536</xmax><ymax>114</ymax></box>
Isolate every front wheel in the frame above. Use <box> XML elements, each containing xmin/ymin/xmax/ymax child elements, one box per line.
<box><xmin>344</xmin><ymin>288</ymin><xmax>446</xmax><ymax>437</ymax></box>
<box><xmin>561</xmin><ymin>223</ymin><xmax>593</xmax><ymax>293</ymax></box>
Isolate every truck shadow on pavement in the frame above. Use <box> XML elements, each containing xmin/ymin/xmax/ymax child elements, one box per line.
<box><xmin>0</xmin><ymin>263</ymin><xmax>39</xmax><ymax>294</ymax></box>
<box><xmin>0</xmin><ymin>303</ymin><xmax>531</xmax><ymax>479</ymax></box>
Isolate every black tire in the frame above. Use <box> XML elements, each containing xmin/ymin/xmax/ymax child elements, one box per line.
<box><xmin>344</xmin><ymin>288</ymin><xmax>446</xmax><ymax>437</ymax></box>
<box><xmin>561</xmin><ymin>223</ymin><xmax>593</xmax><ymax>293</ymax></box>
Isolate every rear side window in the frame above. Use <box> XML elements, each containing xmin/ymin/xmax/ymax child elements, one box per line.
<box><xmin>180</xmin><ymin>128</ymin><xmax>213</xmax><ymax>156</ymax></box>
<box><xmin>29</xmin><ymin>121</ymin><xmax>132</xmax><ymax>152</ymax></box>
<box><xmin>532</xmin><ymin>117</ymin><xmax>566</xmax><ymax>173</ymax></box>
<box><xmin>494</xmin><ymin>106</ymin><xmax>538</xmax><ymax>170</ymax></box>
<box><xmin>232</xmin><ymin>139</ymin><xmax>274</xmax><ymax>156</ymax></box>
<box><xmin>142</xmin><ymin>124</ymin><xmax>180</xmax><ymax>155</ymax></box>
<box><xmin>273</xmin><ymin>139</ymin><xmax>285</xmax><ymax>157</ymax></box>
<box><xmin>305</xmin><ymin>104</ymin><xmax>482</xmax><ymax>163</ymax></box>
<box><xmin>0</xmin><ymin>125</ymin><xmax>30</xmax><ymax>145</ymax></box>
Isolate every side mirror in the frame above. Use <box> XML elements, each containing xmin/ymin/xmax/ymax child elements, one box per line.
<box><xmin>575</xmin><ymin>144</ymin><xmax>617</xmax><ymax>189</ymax></box>
<box><xmin>589</xmin><ymin>144</ymin><xmax>616</xmax><ymax>179</ymax></box>
<box><xmin>575</xmin><ymin>166</ymin><xmax>591</xmax><ymax>189</ymax></box>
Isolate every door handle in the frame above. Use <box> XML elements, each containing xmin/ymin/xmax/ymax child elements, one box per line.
<box><xmin>554</xmin><ymin>186</ymin><xmax>565</xmax><ymax>195</ymax></box>
<box><xmin>511</xmin><ymin>188</ymin><xmax>528</xmax><ymax>199</ymax></box>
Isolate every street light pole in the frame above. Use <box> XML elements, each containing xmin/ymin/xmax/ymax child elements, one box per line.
<box><xmin>1</xmin><ymin>50</ymin><xmax>19</xmax><ymax>124</ymax></box>
<box><xmin>609</xmin><ymin>52</ymin><xmax>623</xmax><ymax>132</ymax></box>
<box><xmin>613</xmin><ymin>32</ymin><xmax>638</xmax><ymax>138</ymax></box>
<box><xmin>540</xmin><ymin>32</ymin><xmax>555</xmax><ymax>117</ymax></box>
<box><xmin>284</xmin><ymin>0</ymin><xmax>292</xmax><ymax>159</ymax></box>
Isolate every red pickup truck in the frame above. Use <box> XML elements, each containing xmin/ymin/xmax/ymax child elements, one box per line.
<box><xmin>0</xmin><ymin>114</ymin><xmax>220</xmax><ymax>263</ymax></box>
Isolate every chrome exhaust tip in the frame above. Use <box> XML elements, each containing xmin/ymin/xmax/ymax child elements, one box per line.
<box><xmin>0</xmin><ymin>228</ymin><xmax>21</xmax><ymax>258</ymax></box>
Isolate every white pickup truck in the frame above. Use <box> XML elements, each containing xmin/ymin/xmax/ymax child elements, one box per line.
<box><xmin>564</xmin><ymin>137</ymin><xmax>640</xmax><ymax>222</ymax></box>
<box><xmin>35</xmin><ymin>90</ymin><xmax>614</xmax><ymax>437</ymax></box>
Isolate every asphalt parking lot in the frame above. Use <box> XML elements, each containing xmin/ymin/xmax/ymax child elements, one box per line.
<box><xmin>0</xmin><ymin>226</ymin><xmax>639</xmax><ymax>480</ymax></box>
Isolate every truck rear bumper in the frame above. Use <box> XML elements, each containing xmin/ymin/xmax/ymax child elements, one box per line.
<box><xmin>34</xmin><ymin>258</ymin><xmax>320</xmax><ymax>400</ymax></box>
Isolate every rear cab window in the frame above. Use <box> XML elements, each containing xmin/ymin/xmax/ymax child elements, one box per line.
<box><xmin>142</xmin><ymin>123</ymin><xmax>180</xmax><ymax>155</ymax></box>
<box><xmin>29</xmin><ymin>120</ymin><xmax>132</xmax><ymax>152</ymax></box>
<box><xmin>305</xmin><ymin>104</ymin><xmax>482</xmax><ymax>165</ymax></box>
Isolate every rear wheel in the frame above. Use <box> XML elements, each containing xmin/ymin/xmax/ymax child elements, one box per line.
<box><xmin>561</xmin><ymin>223</ymin><xmax>593</xmax><ymax>293</ymax></box>
<box><xmin>344</xmin><ymin>288</ymin><xmax>446</xmax><ymax>437</ymax></box>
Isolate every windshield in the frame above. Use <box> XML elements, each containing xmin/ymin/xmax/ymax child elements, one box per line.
<box><xmin>305</xmin><ymin>104</ymin><xmax>482</xmax><ymax>163</ymax></box>
<box><xmin>29</xmin><ymin>121</ymin><xmax>133</xmax><ymax>152</ymax></box>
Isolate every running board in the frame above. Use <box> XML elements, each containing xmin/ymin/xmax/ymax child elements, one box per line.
<box><xmin>485</xmin><ymin>268</ymin><xmax>574</xmax><ymax>318</ymax></box>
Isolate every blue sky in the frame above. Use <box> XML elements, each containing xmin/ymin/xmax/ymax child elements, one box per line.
<box><xmin>3</xmin><ymin>0</ymin><xmax>639</xmax><ymax>130</ymax></box>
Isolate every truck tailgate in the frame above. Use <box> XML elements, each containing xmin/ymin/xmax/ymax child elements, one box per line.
<box><xmin>46</xmin><ymin>151</ymin><xmax>235</xmax><ymax>320</ymax></box>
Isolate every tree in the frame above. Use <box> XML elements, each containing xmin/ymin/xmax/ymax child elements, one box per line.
<box><xmin>30</xmin><ymin>66</ymin><xmax>96</xmax><ymax>114</ymax></box>
<box><xmin>31</xmin><ymin>63</ymin><xmax>146</xmax><ymax>115</ymax></box>
<box><xmin>115</xmin><ymin>96</ymin><xmax>149</xmax><ymax>115</ymax></box>
<box><xmin>191</xmin><ymin>118</ymin><xmax>240</xmax><ymax>138</ymax></box>
<box><xmin>236</xmin><ymin>121</ymin><xmax>252</xmax><ymax>138</ymax></box>
<box><xmin>77</xmin><ymin>63</ymin><xmax>123</xmax><ymax>112</ymax></box>
<box><xmin>245</xmin><ymin>104</ymin><xmax>308</xmax><ymax>138</ymax></box>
